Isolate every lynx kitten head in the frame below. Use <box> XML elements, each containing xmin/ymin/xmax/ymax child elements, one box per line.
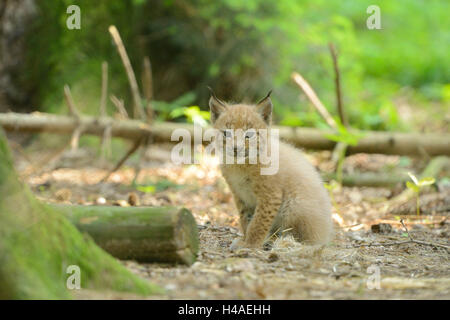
<box><xmin>208</xmin><ymin>90</ymin><xmax>273</xmax><ymax>130</ymax></box>
<box><xmin>208</xmin><ymin>89</ymin><xmax>273</xmax><ymax>160</ymax></box>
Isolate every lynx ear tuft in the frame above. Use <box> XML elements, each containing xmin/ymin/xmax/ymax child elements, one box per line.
<box><xmin>208</xmin><ymin>87</ymin><xmax>227</xmax><ymax>123</ymax></box>
<box><xmin>256</xmin><ymin>90</ymin><xmax>273</xmax><ymax>124</ymax></box>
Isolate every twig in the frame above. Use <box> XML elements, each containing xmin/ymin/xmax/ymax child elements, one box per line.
<box><xmin>348</xmin><ymin>219</ymin><xmax>449</xmax><ymax>251</ymax></box>
<box><xmin>70</xmin><ymin>124</ymin><xmax>86</xmax><ymax>151</ymax></box>
<box><xmin>99</xmin><ymin>62</ymin><xmax>108</xmax><ymax>118</ymax></box>
<box><xmin>100</xmin><ymin>137</ymin><xmax>143</xmax><ymax>183</ymax></box>
<box><xmin>63</xmin><ymin>85</ymin><xmax>80</xmax><ymax>119</ymax></box>
<box><xmin>63</xmin><ymin>85</ymin><xmax>84</xmax><ymax>150</ymax></box>
<box><xmin>98</xmin><ymin>61</ymin><xmax>112</xmax><ymax>160</ymax></box>
<box><xmin>142</xmin><ymin>56</ymin><xmax>154</xmax><ymax>122</ymax></box>
<box><xmin>327</xmin><ymin>43</ymin><xmax>350</xmax><ymax>181</ymax></box>
<box><xmin>108</xmin><ymin>25</ymin><xmax>146</xmax><ymax>121</ymax></box>
<box><xmin>291</xmin><ymin>72</ymin><xmax>337</xmax><ymax>129</ymax></box>
<box><xmin>110</xmin><ymin>95</ymin><xmax>129</xmax><ymax>119</ymax></box>
<box><xmin>100</xmin><ymin>123</ymin><xmax>112</xmax><ymax>161</ymax></box>
<box><xmin>328</xmin><ymin>43</ymin><xmax>347</xmax><ymax>127</ymax></box>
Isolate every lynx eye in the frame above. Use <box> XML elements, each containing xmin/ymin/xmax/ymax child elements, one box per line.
<box><xmin>222</xmin><ymin>130</ymin><xmax>232</xmax><ymax>138</ymax></box>
<box><xmin>244</xmin><ymin>131</ymin><xmax>256</xmax><ymax>139</ymax></box>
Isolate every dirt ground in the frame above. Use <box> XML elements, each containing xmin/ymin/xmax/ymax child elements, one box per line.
<box><xmin>10</xmin><ymin>140</ymin><xmax>450</xmax><ymax>299</ymax></box>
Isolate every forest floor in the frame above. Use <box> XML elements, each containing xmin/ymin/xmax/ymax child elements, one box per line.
<box><xmin>11</xmin><ymin>139</ymin><xmax>450</xmax><ymax>299</ymax></box>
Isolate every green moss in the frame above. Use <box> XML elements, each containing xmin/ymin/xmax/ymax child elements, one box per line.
<box><xmin>0</xmin><ymin>130</ymin><xmax>162</xmax><ymax>299</ymax></box>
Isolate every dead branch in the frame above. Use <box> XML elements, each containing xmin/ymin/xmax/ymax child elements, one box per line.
<box><xmin>63</xmin><ymin>85</ymin><xmax>80</xmax><ymax>119</ymax></box>
<box><xmin>291</xmin><ymin>72</ymin><xmax>337</xmax><ymax>129</ymax></box>
<box><xmin>349</xmin><ymin>219</ymin><xmax>449</xmax><ymax>251</ymax></box>
<box><xmin>100</xmin><ymin>123</ymin><xmax>112</xmax><ymax>161</ymax></box>
<box><xmin>99</xmin><ymin>62</ymin><xmax>108</xmax><ymax>118</ymax></box>
<box><xmin>1</xmin><ymin>112</ymin><xmax>450</xmax><ymax>156</ymax></box>
<box><xmin>70</xmin><ymin>124</ymin><xmax>86</xmax><ymax>151</ymax></box>
<box><xmin>110</xmin><ymin>95</ymin><xmax>129</xmax><ymax>119</ymax></box>
<box><xmin>328</xmin><ymin>43</ymin><xmax>347</xmax><ymax>127</ymax></box>
<box><xmin>100</xmin><ymin>136</ymin><xmax>143</xmax><ymax>183</ymax></box>
<box><xmin>322</xmin><ymin>172</ymin><xmax>408</xmax><ymax>187</ymax></box>
<box><xmin>142</xmin><ymin>56</ymin><xmax>154</xmax><ymax>122</ymax></box>
<box><xmin>63</xmin><ymin>85</ymin><xmax>84</xmax><ymax>150</ymax></box>
<box><xmin>108</xmin><ymin>25</ymin><xmax>145</xmax><ymax>121</ymax></box>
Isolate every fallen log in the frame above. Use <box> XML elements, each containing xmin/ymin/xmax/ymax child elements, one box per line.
<box><xmin>322</xmin><ymin>172</ymin><xmax>409</xmax><ymax>188</ymax></box>
<box><xmin>50</xmin><ymin>204</ymin><xmax>199</xmax><ymax>265</ymax></box>
<box><xmin>1</xmin><ymin>112</ymin><xmax>449</xmax><ymax>156</ymax></box>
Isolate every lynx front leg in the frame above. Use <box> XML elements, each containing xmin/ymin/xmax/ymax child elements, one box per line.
<box><xmin>244</xmin><ymin>189</ymin><xmax>282</xmax><ymax>248</ymax></box>
<box><xmin>239</xmin><ymin>206</ymin><xmax>255</xmax><ymax>235</ymax></box>
<box><xmin>229</xmin><ymin>187</ymin><xmax>254</xmax><ymax>235</ymax></box>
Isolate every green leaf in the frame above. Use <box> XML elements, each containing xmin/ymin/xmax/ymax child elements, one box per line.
<box><xmin>407</xmin><ymin>172</ymin><xmax>419</xmax><ymax>185</ymax></box>
<box><xmin>136</xmin><ymin>185</ymin><xmax>156</xmax><ymax>193</ymax></box>
<box><xmin>406</xmin><ymin>181</ymin><xmax>419</xmax><ymax>192</ymax></box>
<box><xmin>418</xmin><ymin>177</ymin><xmax>435</xmax><ymax>186</ymax></box>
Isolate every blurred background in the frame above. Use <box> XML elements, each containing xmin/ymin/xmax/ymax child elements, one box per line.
<box><xmin>1</xmin><ymin>0</ymin><xmax>449</xmax><ymax>131</ymax></box>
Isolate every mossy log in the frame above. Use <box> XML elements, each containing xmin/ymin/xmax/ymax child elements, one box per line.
<box><xmin>0</xmin><ymin>129</ymin><xmax>161</xmax><ymax>299</ymax></box>
<box><xmin>1</xmin><ymin>112</ymin><xmax>449</xmax><ymax>156</ymax></box>
<box><xmin>50</xmin><ymin>204</ymin><xmax>199</xmax><ymax>265</ymax></box>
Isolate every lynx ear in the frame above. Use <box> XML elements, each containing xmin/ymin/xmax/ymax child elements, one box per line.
<box><xmin>256</xmin><ymin>90</ymin><xmax>273</xmax><ymax>124</ymax></box>
<box><xmin>208</xmin><ymin>87</ymin><xmax>227</xmax><ymax>123</ymax></box>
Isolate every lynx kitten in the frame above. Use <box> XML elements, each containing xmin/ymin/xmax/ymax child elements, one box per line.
<box><xmin>209</xmin><ymin>90</ymin><xmax>333</xmax><ymax>249</ymax></box>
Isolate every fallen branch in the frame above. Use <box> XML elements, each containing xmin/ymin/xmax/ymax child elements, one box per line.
<box><xmin>1</xmin><ymin>112</ymin><xmax>449</xmax><ymax>156</ymax></box>
<box><xmin>322</xmin><ymin>172</ymin><xmax>408</xmax><ymax>187</ymax></box>
<box><xmin>349</xmin><ymin>219</ymin><xmax>449</xmax><ymax>251</ymax></box>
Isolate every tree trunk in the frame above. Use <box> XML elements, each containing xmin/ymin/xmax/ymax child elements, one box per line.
<box><xmin>0</xmin><ymin>0</ymin><xmax>36</xmax><ymax>112</ymax></box>
<box><xmin>0</xmin><ymin>128</ymin><xmax>161</xmax><ymax>299</ymax></box>
<box><xmin>51</xmin><ymin>204</ymin><xmax>199</xmax><ymax>265</ymax></box>
<box><xmin>0</xmin><ymin>112</ymin><xmax>449</xmax><ymax>156</ymax></box>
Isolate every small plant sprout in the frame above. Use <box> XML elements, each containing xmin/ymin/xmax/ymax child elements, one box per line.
<box><xmin>324</xmin><ymin>180</ymin><xmax>341</xmax><ymax>211</ymax></box>
<box><xmin>324</xmin><ymin>122</ymin><xmax>364</xmax><ymax>183</ymax></box>
<box><xmin>405</xmin><ymin>172</ymin><xmax>435</xmax><ymax>216</ymax></box>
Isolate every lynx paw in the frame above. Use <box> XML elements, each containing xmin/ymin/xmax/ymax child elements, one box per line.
<box><xmin>230</xmin><ymin>238</ymin><xmax>258</xmax><ymax>251</ymax></box>
<box><xmin>230</xmin><ymin>238</ymin><xmax>244</xmax><ymax>251</ymax></box>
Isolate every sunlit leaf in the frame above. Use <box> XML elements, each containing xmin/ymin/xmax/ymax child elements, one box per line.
<box><xmin>418</xmin><ymin>177</ymin><xmax>435</xmax><ymax>187</ymax></box>
<box><xmin>405</xmin><ymin>181</ymin><xmax>419</xmax><ymax>192</ymax></box>
<box><xmin>407</xmin><ymin>172</ymin><xmax>419</xmax><ymax>185</ymax></box>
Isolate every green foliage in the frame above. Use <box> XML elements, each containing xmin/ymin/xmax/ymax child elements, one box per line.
<box><xmin>153</xmin><ymin>92</ymin><xmax>196</xmax><ymax>120</ymax></box>
<box><xmin>26</xmin><ymin>0</ymin><xmax>450</xmax><ymax>131</ymax></box>
<box><xmin>324</xmin><ymin>122</ymin><xmax>364</xmax><ymax>146</ymax></box>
